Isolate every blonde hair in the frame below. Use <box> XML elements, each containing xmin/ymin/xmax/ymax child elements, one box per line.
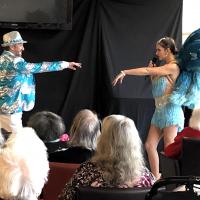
<box><xmin>189</xmin><ymin>108</ymin><xmax>200</xmax><ymax>130</ymax></box>
<box><xmin>69</xmin><ymin>109</ymin><xmax>101</xmax><ymax>150</ymax></box>
<box><xmin>0</xmin><ymin>127</ymin><xmax>49</xmax><ymax>200</ymax></box>
<box><xmin>92</xmin><ymin>114</ymin><xmax>145</xmax><ymax>185</ymax></box>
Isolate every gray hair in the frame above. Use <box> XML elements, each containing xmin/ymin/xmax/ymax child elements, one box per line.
<box><xmin>27</xmin><ymin>111</ymin><xmax>66</xmax><ymax>142</ymax></box>
<box><xmin>69</xmin><ymin>109</ymin><xmax>101</xmax><ymax>150</ymax></box>
<box><xmin>189</xmin><ymin>108</ymin><xmax>200</xmax><ymax>130</ymax></box>
<box><xmin>92</xmin><ymin>114</ymin><xmax>145</xmax><ymax>185</ymax></box>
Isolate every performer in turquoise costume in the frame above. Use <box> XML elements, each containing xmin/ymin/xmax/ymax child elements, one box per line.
<box><xmin>169</xmin><ymin>28</ymin><xmax>200</xmax><ymax>109</ymax></box>
<box><xmin>112</xmin><ymin>37</ymin><xmax>184</xmax><ymax>179</ymax></box>
<box><xmin>0</xmin><ymin>31</ymin><xmax>81</xmax><ymax>133</ymax></box>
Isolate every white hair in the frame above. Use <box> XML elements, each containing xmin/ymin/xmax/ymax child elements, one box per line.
<box><xmin>0</xmin><ymin>127</ymin><xmax>49</xmax><ymax>200</ymax></box>
<box><xmin>189</xmin><ymin>108</ymin><xmax>200</xmax><ymax>131</ymax></box>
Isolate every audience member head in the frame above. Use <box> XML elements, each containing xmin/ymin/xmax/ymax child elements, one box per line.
<box><xmin>69</xmin><ymin>109</ymin><xmax>101</xmax><ymax>150</ymax></box>
<box><xmin>0</xmin><ymin>127</ymin><xmax>49</xmax><ymax>200</ymax></box>
<box><xmin>27</xmin><ymin>111</ymin><xmax>66</xmax><ymax>142</ymax></box>
<box><xmin>92</xmin><ymin>114</ymin><xmax>145</xmax><ymax>185</ymax></box>
<box><xmin>189</xmin><ymin>108</ymin><xmax>200</xmax><ymax>130</ymax></box>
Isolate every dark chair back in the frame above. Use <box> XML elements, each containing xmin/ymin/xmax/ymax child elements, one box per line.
<box><xmin>181</xmin><ymin>137</ymin><xmax>200</xmax><ymax>176</ymax></box>
<box><xmin>145</xmin><ymin>176</ymin><xmax>200</xmax><ymax>200</ymax></box>
<box><xmin>42</xmin><ymin>162</ymin><xmax>80</xmax><ymax>200</ymax></box>
<box><xmin>160</xmin><ymin>152</ymin><xmax>181</xmax><ymax>178</ymax></box>
<box><xmin>160</xmin><ymin>137</ymin><xmax>200</xmax><ymax>179</ymax></box>
<box><xmin>75</xmin><ymin>186</ymin><xmax>150</xmax><ymax>200</ymax></box>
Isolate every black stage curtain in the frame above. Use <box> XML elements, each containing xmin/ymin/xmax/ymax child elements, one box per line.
<box><xmin>0</xmin><ymin>0</ymin><xmax>183</xmax><ymax>142</ymax></box>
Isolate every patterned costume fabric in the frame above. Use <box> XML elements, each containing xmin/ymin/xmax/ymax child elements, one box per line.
<box><xmin>0</xmin><ymin>50</ymin><xmax>68</xmax><ymax>114</ymax></box>
<box><xmin>169</xmin><ymin>28</ymin><xmax>200</xmax><ymax>109</ymax></box>
<box><xmin>151</xmin><ymin>76</ymin><xmax>184</xmax><ymax>131</ymax></box>
<box><xmin>58</xmin><ymin>161</ymin><xmax>155</xmax><ymax>200</ymax></box>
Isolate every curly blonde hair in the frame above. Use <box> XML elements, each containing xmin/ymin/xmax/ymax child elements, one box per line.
<box><xmin>91</xmin><ymin>114</ymin><xmax>145</xmax><ymax>185</ymax></box>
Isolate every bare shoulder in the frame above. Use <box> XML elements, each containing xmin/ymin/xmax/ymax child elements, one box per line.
<box><xmin>163</xmin><ymin>62</ymin><xmax>180</xmax><ymax>73</ymax></box>
<box><xmin>166</xmin><ymin>63</ymin><xmax>180</xmax><ymax>80</ymax></box>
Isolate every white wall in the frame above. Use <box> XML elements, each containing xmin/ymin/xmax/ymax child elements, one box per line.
<box><xmin>183</xmin><ymin>0</ymin><xmax>200</xmax><ymax>42</ymax></box>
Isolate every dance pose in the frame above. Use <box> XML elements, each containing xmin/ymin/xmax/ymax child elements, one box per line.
<box><xmin>112</xmin><ymin>37</ymin><xmax>184</xmax><ymax>179</ymax></box>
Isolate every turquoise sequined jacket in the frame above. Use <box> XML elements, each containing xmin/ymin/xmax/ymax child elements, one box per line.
<box><xmin>0</xmin><ymin>50</ymin><xmax>68</xmax><ymax>114</ymax></box>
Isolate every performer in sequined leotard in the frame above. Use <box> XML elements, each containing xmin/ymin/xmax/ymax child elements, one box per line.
<box><xmin>151</xmin><ymin>74</ymin><xmax>184</xmax><ymax>131</ymax></box>
<box><xmin>112</xmin><ymin>37</ymin><xmax>184</xmax><ymax>179</ymax></box>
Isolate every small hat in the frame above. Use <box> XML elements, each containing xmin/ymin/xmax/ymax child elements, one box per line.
<box><xmin>1</xmin><ymin>31</ymin><xmax>27</xmax><ymax>47</ymax></box>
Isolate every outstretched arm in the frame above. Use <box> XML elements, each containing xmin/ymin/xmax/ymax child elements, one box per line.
<box><xmin>112</xmin><ymin>63</ymin><xmax>178</xmax><ymax>86</ymax></box>
<box><xmin>13</xmin><ymin>58</ymin><xmax>82</xmax><ymax>74</ymax></box>
<box><xmin>112</xmin><ymin>62</ymin><xmax>151</xmax><ymax>86</ymax></box>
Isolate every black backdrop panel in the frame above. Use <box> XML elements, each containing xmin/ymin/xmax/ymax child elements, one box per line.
<box><xmin>0</xmin><ymin>0</ymin><xmax>183</xmax><ymax>142</ymax></box>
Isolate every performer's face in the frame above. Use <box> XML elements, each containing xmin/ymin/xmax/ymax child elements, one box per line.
<box><xmin>155</xmin><ymin>44</ymin><xmax>168</xmax><ymax>61</ymax></box>
<box><xmin>10</xmin><ymin>43</ymin><xmax>24</xmax><ymax>57</ymax></box>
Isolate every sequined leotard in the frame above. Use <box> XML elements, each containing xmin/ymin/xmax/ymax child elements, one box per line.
<box><xmin>151</xmin><ymin>74</ymin><xmax>184</xmax><ymax>131</ymax></box>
